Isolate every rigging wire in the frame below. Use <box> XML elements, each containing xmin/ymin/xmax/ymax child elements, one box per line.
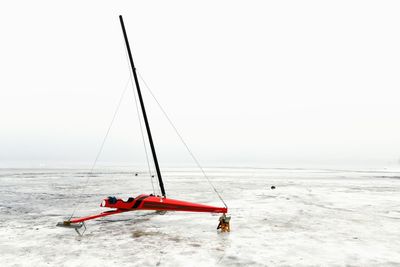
<box><xmin>130</xmin><ymin>76</ymin><xmax>156</xmax><ymax>195</ymax></box>
<box><xmin>136</xmin><ymin>71</ymin><xmax>228</xmax><ymax>209</ymax></box>
<box><xmin>68</xmin><ymin>77</ymin><xmax>131</xmax><ymax>220</ymax></box>
<box><xmin>123</xmin><ymin>48</ymin><xmax>157</xmax><ymax>195</ymax></box>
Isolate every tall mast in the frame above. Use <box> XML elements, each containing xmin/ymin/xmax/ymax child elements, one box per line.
<box><xmin>119</xmin><ymin>15</ymin><xmax>166</xmax><ymax>197</ymax></box>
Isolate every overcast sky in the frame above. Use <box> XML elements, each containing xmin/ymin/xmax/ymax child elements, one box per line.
<box><xmin>1</xmin><ymin>1</ymin><xmax>399</xmax><ymax>168</ymax></box>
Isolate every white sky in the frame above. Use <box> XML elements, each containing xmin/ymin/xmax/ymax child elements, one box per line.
<box><xmin>1</xmin><ymin>1</ymin><xmax>400</xmax><ymax>168</ymax></box>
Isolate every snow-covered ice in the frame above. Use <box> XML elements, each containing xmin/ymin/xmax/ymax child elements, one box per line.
<box><xmin>1</xmin><ymin>167</ymin><xmax>399</xmax><ymax>266</ymax></box>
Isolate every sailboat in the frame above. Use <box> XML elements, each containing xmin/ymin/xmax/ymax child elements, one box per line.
<box><xmin>57</xmin><ymin>15</ymin><xmax>230</xmax><ymax>235</ymax></box>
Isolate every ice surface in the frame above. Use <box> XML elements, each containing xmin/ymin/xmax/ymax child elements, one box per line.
<box><xmin>0</xmin><ymin>167</ymin><xmax>400</xmax><ymax>266</ymax></box>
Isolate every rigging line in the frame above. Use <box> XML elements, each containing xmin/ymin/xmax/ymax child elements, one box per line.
<box><xmin>136</xmin><ymin>71</ymin><xmax>228</xmax><ymax>209</ymax></box>
<box><xmin>128</xmin><ymin>70</ymin><xmax>156</xmax><ymax>195</ymax></box>
<box><xmin>123</xmin><ymin>47</ymin><xmax>156</xmax><ymax>195</ymax></box>
<box><xmin>68</xmin><ymin>77</ymin><xmax>131</xmax><ymax>220</ymax></box>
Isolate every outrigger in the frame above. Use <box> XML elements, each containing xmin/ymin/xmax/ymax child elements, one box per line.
<box><xmin>57</xmin><ymin>15</ymin><xmax>230</xmax><ymax>235</ymax></box>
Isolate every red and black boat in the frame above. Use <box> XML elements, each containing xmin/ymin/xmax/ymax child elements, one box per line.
<box><xmin>57</xmin><ymin>16</ymin><xmax>230</xmax><ymax>235</ymax></box>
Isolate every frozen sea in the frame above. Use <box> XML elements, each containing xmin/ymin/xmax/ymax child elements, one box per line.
<box><xmin>0</xmin><ymin>167</ymin><xmax>399</xmax><ymax>266</ymax></box>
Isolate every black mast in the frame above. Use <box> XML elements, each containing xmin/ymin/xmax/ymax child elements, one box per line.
<box><xmin>119</xmin><ymin>15</ymin><xmax>166</xmax><ymax>197</ymax></box>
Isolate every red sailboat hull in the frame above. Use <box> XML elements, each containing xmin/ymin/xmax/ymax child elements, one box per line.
<box><xmin>69</xmin><ymin>194</ymin><xmax>227</xmax><ymax>224</ymax></box>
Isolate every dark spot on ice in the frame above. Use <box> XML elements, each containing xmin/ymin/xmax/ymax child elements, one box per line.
<box><xmin>353</xmin><ymin>237</ymin><xmax>358</xmax><ymax>239</ymax></box>
<box><xmin>271</xmin><ymin>185</ymin><xmax>276</xmax><ymax>190</ymax></box>
<box><xmin>190</xmin><ymin>243</ymin><xmax>201</xmax><ymax>247</ymax></box>
<box><xmin>168</xmin><ymin>236</ymin><xmax>181</xmax><ymax>242</ymax></box>
<box><xmin>135</xmin><ymin>173</ymin><xmax>138</xmax><ymax>176</ymax></box>
<box><xmin>132</xmin><ymin>230</ymin><xmax>159</xmax><ymax>238</ymax></box>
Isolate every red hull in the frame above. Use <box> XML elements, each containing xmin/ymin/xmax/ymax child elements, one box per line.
<box><xmin>102</xmin><ymin>194</ymin><xmax>227</xmax><ymax>213</ymax></box>
<box><xmin>69</xmin><ymin>194</ymin><xmax>227</xmax><ymax>224</ymax></box>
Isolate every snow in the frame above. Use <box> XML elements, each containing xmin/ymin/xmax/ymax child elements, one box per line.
<box><xmin>1</xmin><ymin>167</ymin><xmax>400</xmax><ymax>266</ymax></box>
